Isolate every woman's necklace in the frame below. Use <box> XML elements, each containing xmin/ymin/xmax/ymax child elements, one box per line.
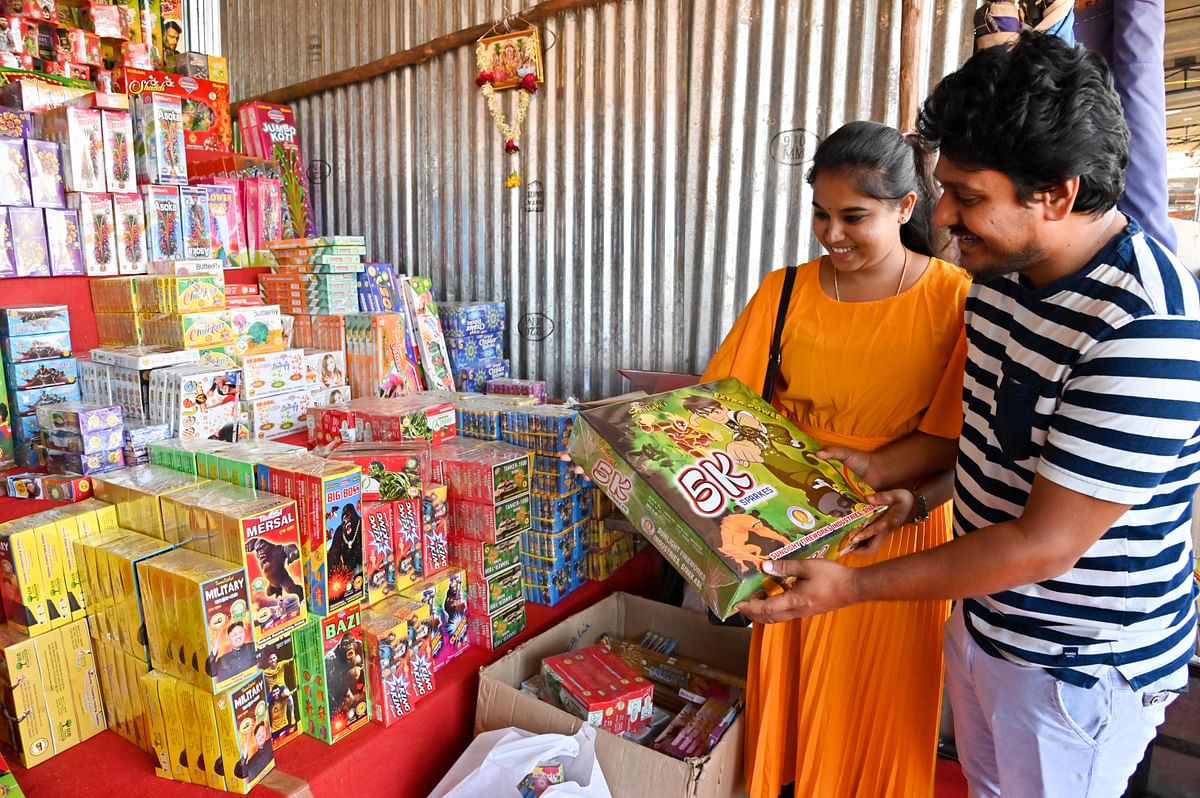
<box><xmin>833</xmin><ymin>248</ymin><xmax>909</xmax><ymax>302</ymax></box>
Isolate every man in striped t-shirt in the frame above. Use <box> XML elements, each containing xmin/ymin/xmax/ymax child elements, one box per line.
<box><xmin>738</xmin><ymin>33</ymin><xmax>1199</xmax><ymax>797</ymax></box>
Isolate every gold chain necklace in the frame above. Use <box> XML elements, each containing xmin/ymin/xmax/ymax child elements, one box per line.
<box><xmin>833</xmin><ymin>248</ymin><xmax>909</xmax><ymax>302</ymax></box>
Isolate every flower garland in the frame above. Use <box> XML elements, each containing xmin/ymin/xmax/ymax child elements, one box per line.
<box><xmin>476</xmin><ymin>32</ymin><xmax>542</xmax><ymax>189</ymax></box>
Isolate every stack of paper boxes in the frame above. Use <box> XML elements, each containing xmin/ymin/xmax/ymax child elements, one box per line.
<box><xmin>438</xmin><ymin>301</ymin><xmax>510</xmax><ymax>392</ymax></box>
<box><xmin>0</xmin><ymin>304</ymin><xmax>80</xmax><ymax>467</ymax></box>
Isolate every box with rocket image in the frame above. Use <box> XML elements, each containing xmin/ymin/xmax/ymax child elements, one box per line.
<box><xmin>568</xmin><ymin>378</ymin><xmax>886</xmax><ymax>619</ymax></box>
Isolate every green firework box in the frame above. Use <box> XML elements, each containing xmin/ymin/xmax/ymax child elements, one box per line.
<box><xmin>569</xmin><ymin>378</ymin><xmax>886</xmax><ymax>619</ymax></box>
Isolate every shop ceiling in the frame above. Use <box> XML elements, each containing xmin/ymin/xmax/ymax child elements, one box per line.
<box><xmin>1167</xmin><ymin>0</ymin><xmax>1200</xmax><ymax>154</ymax></box>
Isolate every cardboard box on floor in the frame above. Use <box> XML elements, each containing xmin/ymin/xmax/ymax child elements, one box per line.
<box><xmin>476</xmin><ymin>592</ymin><xmax>751</xmax><ymax>798</ymax></box>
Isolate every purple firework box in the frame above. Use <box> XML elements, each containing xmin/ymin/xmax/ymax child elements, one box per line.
<box><xmin>0</xmin><ymin>208</ymin><xmax>15</xmax><ymax>278</ymax></box>
<box><xmin>44</xmin><ymin>208</ymin><xmax>84</xmax><ymax>276</ymax></box>
<box><xmin>0</xmin><ymin>107</ymin><xmax>32</xmax><ymax>140</ymax></box>
<box><xmin>25</xmin><ymin>139</ymin><xmax>66</xmax><ymax>209</ymax></box>
<box><xmin>0</xmin><ymin>136</ymin><xmax>32</xmax><ymax>207</ymax></box>
<box><xmin>8</xmin><ymin>206</ymin><xmax>49</xmax><ymax>277</ymax></box>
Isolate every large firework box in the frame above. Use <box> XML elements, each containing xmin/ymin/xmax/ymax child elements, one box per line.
<box><xmin>402</xmin><ymin>274</ymin><xmax>454</xmax><ymax>391</ymax></box>
<box><xmin>356</xmin><ymin>262</ymin><xmax>402</xmax><ymax>312</ymax></box>
<box><xmin>212</xmin><ymin>671</ymin><xmax>276</xmax><ymax>793</ymax></box>
<box><xmin>100</xmin><ymin>109</ymin><xmax>136</xmax><ymax>194</ymax></box>
<box><xmin>228</xmin><ymin>304</ymin><xmax>284</xmax><ymax>358</ymax></box>
<box><xmin>242</xmin><ymin>389</ymin><xmax>310</xmax><ymax>441</ymax></box>
<box><xmin>2</xmin><ymin>329</ymin><xmax>71</xmax><ymax>363</ymax></box>
<box><xmin>256</xmin><ymin>634</ymin><xmax>300</xmax><ymax>749</ymax></box>
<box><xmin>201</xmin><ymin>180</ymin><xmax>245</xmax><ymax>268</ymax></box>
<box><xmin>306</xmin><ymin>396</ymin><xmax>456</xmax><ymax>448</ymax></box>
<box><xmin>161</xmin><ymin>481</ymin><xmax>306</xmax><ymax>644</ymax></box>
<box><xmin>0</xmin><ymin>624</ymin><xmax>75</xmax><ymax>767</ymax></box>
<box><xmin>140</xmin><ymin>670</ymin><xmax>172</xmax><ymax>779</ymax></box>
<box><xmin>112</xmin><ymin>193</ymin><xmax>148</xmax><ymax>274</ymax></box>
<box><xmin>361</xmin><ymin>595</ymin><xmax>434</xmax><ymax>727</ymax></box>
<box><xmin>240</xmin><ymin>348</ymin><xmax>305</xmax><ymax>400</ymax></box>
<box><xmin>136</xmin><ymin>547</ymin><xmax>256</xmax><ymax>693</ymax></box>
<box><xmin>93</xmin><ymin>464</ymin><xmax>207</xmax><ymax>538</ymax></box>
<box><xmin>444</xmin><ymin>330</ymin><xmax>506</xmax><ymax>371</ymax></box>
<box><xmin>33</xmin><ymin>105</ymin><xmax>104</xmax><ymax>193</ymax></box>
<box><xmin>522</xmin><ymin>560</ymin><xmax>585</xmax><ymax>608</ymax></box>
<box><xmin>0</xmin><ymin>135</ymin><xmax>31</xmax><ymax>207</ymax></box>
<box><xmin>399</xmin><ymin>567</ymin><xmax>470</xmax><ymax>672</ymax></box>
<box><xmin>437</xmin><ymin>300</ymin><xmax>506</xmax><ymax>337</ymax></box>
<box><xmin>468</xmin><ymin>595</ymin><xmax>526</xmax><ymax>652</ymax></box>
<box><xmin>0</xmin><ymin>304</ymin><xmax>69</xmax><ymax>336</ymax></box>
<box><xmin>0</xmin><ymin>207</ymin><xmax>17</xmax><ymax>279</ymax></box>
<box><xmin>530</xmin><ymin>488</ymin><xmax>589</xmax><ymax>534</ymax></box>
<box><xmin>431</xmin><ymin>439</ymin><xmax>530</xmax><ymax>504</ymax></box>
<box><xmin>450</xmin><ymin>533</ymin><xmax>521</xmax><ymax>581</ymax></box>
<box><xmin>128</xmin><ymin>89</ymin><xmax>186</xmax><ymax>185</ymax></box>
<box><xmin>393</xmin><ymin>492</ymin><xmax>423</xmax><ymax>594</ymax></box>
<box><xmin>236</xmin><ymin>102</ymin><xmax>316</xmax><ymax>237</ymax></box>
<box><xmin>147</xmin><ymin>362</ymin><xmax>240</xmax><ymax>440</ymax></box>
<box><xmin>539</xmin><ymin>642</ymin><xmax>655</xmax><ymax>736</ymax></box>
<box><xmin>449</xmin><ymin>492</ymin><xmax>531</xmax><ymax>543</ymax></box>
<box><xmin>569</xmin><ymin>378</ymin><xmax>886</xmax><ymax>620</ymax></box>
<box><xmin>142</xmin><ymin>183</ymin><xmax>184</xmax><ymax>261</ymax></box>
<box><xmin>292</xmin><ymin>603</ymin><xmax>369</xmax><ymax>745</ymax></box>
<box><xmin>325</xmin><ymin>440</ymin><xmax>430</xmax><ymax>502</ymax></box>
<box><xmin>60</xmin><ymin>616</ymin><xmax>106</xmax><ymax>741</ymax></box>
<box><xmin>45</xmin><ymin>206</ymin><xmax>85</xmax><ymax>276</ymax></box>
<box><xmin>521</xmin><ymin>521</ymin><xmax>588</xmax><ymax>571</ymax></box>
<box><xmin>6</xmin><ymin>356</ymin><xmax>78</xmax><ymax>391</ymax></box>
<box><xmin>477</xmin><ymin>592</ymin><xmax>751</xmax><ymax>798</ymax></box>
<box><xmin>252</xmin><ymin>452</ymin><xmax>363</xmax><ymax>616</ymax></box>
<box><xmin>302</xmin><ymin>347</ymin><xmax>346</xmax><ymax>389</ymax></box>
<box><xmin>11</xmin><ymin>383</ymin><xmax>80</xmax><ymax>417</ymax></box>
<box><xmin>465</xmin><ymin>563</ymin><xmax>522</xmax><ymax>617</ymax></box>
<box><xmin>211</xmin><ymin>440</ymin><xmax>303</xmax><ymax>487</ymax></box>
<box><xmin>140</xmin><ymin>309</ymin><xmax>234</xmax><ymax>349</ymax></box>
<box><xmin>40</xmin><ymin>424</ymin><xmax>121</xmax><ymax>456</ymax></box>
<box><xmin>35</xmin><ymin>400</ymin><xmax>122</xmax><ymax>436</ymax></box>
<box><xmin>74</xmin><ymin>529</ymin><xmax>172</xmax><ymax>661</ymax></box>
<box><xmin>179</xmin><ymin>184</ymin><xmax>213</xmax><ymax>259</ymax></box>
<box><xmin>456</xmin><ymin>359</ymin><xmax>511</xmax><ymax>393</ymax></box>
<box><xmin>91</xmin><ymin>345</ymin><xmax>201</xmax><ymax>371</ymax></box>
<box><xmin>115</xmin><ymin>66</ymin><xmax>232</xmax><ymax>154</ymax></box>
<box><xmin>6</xmin><ymin>205</ymin><xmax>49</xmax><ymax>277</ymax></box>
<box><xmin>342</xmin><ymin>312</ymin><xmax>422</xmax><ymax>399</ymax></box>
<box><xmin>172</xmin><ymin>671</ymin><xmax>206</xmax><ymax>784</ymax></box>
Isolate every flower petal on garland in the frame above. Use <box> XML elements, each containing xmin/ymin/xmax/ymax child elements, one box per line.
<box><xmin>505</xmin><ymin>139</ymin><xmax>520</xmax><ymax>153</ymax></box>
<box><xmin>520</xmin><ymin>73</ymin><xmax>539</xmax><ymax>93</ymax></box>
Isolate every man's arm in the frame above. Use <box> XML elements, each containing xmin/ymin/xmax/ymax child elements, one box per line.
<box><xmin>737</xmin><ymin>476</ymin><xmax>1130</xmax><ymax>622</ymax></box>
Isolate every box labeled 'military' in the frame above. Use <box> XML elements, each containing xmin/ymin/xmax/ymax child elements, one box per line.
<box><xmin>569</xmin><ymin>378</ymin><xmax>885</xmax><ymax>620</ymax></box>
<box><xmin>212</xmin><ymin>672</ymin><xmax>275</xmax><ymax>793</ymax></box>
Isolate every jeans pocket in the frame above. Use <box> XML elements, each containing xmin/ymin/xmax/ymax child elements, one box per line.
<box><xmin>1051</xmin><ymin>676</ymin><xmax>1115</xmax><ymax>747</ymax></box>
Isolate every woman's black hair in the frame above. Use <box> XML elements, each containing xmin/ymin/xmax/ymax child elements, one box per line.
<box><xmin>806</xmin><ymin>120</ymin><xmax>943</xmax><ymax>258</ymax></box>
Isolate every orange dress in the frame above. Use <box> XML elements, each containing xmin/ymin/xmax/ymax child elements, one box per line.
<box><xmin>702</xmin><ymin>256</ymin><xmax>969</xmax><ymax>798</ymax></box>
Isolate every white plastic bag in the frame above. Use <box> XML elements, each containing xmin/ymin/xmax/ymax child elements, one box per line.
<box><xmin>428</xmin><ymin>725</ymin><xmax>613</xmax><ymax>798</ymax></box>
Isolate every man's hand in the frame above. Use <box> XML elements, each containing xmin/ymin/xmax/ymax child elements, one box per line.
<box><xmin>841</xmin><ymin>489</ymin><xmax>914</xmax><ymax>555</ymax></box>
<box><xmin>735</xmin><ymin>559</ymin><xmax>860</xmax><ymax>623</ymax></box>
<box><xmin>726</xmin><ymin>440</ymin><xmax>764</xmax><ymax>466</ymax></box>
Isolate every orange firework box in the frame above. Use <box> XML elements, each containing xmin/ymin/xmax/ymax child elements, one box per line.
<box><xmin>162</xmin><ymin>481</ymin><xmax>306</xmax><ymax>644</ymax></box>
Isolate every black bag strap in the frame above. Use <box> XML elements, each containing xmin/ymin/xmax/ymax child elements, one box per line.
<box><xmin>761</xmin><ymin>266</ymin><xmax>798</xmax><ymax>402</ymax></box>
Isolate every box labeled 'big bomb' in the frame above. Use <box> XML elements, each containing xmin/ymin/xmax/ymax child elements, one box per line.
<box><xmin>569</xmin><ymin>378</ymin><xmax>885</xmax><ymax>619</ymax></box>
<box><xmin>293</xmin><ymin>603</ymin><xmax>368</xmax><ymax>744</ymax></box>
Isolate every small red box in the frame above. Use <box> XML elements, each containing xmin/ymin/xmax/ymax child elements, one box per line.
<box><xmin>539</xmin><ymin>644</ymin><xmax>655</xmax><ymax>736</ymax></box>
<box><xmin>66</xmin><ymin>28</ymin><xmax>100</xmax><ymax>66</ymax></box>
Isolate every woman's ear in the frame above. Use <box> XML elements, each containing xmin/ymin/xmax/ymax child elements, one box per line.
<box><xmin>899</xmin><ymin>191</ymin><xmax>918</xmax><ymax>223</ymax></box>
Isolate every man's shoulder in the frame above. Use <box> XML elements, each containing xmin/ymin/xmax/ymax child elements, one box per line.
<box><xmin>1107</xmin><ymin>226</ymin><xmax>1200</xmax><ymax>320</ymax></box>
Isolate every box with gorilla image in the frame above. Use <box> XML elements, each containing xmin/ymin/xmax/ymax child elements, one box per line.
<box><xmin>293</xmin><ymin>603</ymin><xmax>369</xmax><ymax>745</ymax></box>
<box><xmin>568</xmin><ymin>378</ymin><xmax>885</xmax><ymax>620</ymax></box>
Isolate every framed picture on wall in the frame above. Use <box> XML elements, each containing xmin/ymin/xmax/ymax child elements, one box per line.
<box><xmin>477</xmin><ymin>28</ymin><xmax>544</xmax><ymax>90</ymax></box>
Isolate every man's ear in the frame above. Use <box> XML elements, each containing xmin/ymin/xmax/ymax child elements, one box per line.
<box><xmin>1037</xmin><ymin>176</ymin><xmax>1081</xmax><ymax>221</ymax></box>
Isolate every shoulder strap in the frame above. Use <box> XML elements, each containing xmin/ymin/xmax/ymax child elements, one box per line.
<box><xmin>761</xmin><ymin>266</ymin><xmax>798</xmax><ymax>401</ymax></box>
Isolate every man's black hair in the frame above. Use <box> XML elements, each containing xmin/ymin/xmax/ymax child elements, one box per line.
<box><xmin>917</xmin><ymin>32</ymin><xmax>1129</xmax><ymax>215</ymax></box>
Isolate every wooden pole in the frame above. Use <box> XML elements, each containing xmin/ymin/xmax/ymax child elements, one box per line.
<box><xmin>898</xmin><ymin>0</ymin><xmax>923</xmax><ymax>132</ymax></box>
<box><xmin>232</xmin><ymin>0</ymin><xmax>616</xmax><ymax>110</ymax></box>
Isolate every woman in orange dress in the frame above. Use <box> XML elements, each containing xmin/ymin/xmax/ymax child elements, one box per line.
<box><xmin>701</xmin><ymin>121</ymin><xmax>970</xmax><ymax>798</ymax></box>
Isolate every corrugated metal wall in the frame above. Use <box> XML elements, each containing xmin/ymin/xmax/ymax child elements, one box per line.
<box><xmin>223</xmin><ymin>0</ymin><xmax>973</xmax><ymax>399</ymax></box>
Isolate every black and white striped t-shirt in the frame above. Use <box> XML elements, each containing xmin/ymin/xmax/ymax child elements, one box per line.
<box><xmin>956</xmin><ymin>219</ymin><xmax>1200</xmax><ymax>691</ymax></box>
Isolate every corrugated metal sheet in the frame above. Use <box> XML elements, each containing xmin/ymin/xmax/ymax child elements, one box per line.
<box><xmin>223</xmin><ymin>0</ymin><xmax>973</xmax><ymax>399</ymax></box>
<box><xmin>183</xmin><ymin>0</ymin><xmax>223</xmax><ymax>56</ymax></box>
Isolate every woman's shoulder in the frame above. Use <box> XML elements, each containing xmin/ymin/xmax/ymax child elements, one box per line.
<box><xmin>760</xmin><ymin>258</ymin><xmax>822</xmax><ymax>288</ymax></box>
<box><xmin>924</xmin><ymin>256</ymin><xmax>972</xmax><ymax>294</ymax></box>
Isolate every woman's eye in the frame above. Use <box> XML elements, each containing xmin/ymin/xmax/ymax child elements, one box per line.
<box><xmin>814</xmin><ymin>211</ymin><xmax>828</xmax><ymax>220</ymax></box>
<box><xmin>844</xmin><ymin>215</ymin><xmax>863</xmax><ymax>224</ymax></box>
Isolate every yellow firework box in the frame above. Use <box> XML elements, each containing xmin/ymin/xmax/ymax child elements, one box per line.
<box><xmin>60</xmin><ymin>618</ymin><xmax>106</xmax><ymax>742</ymax></box>
<box><xmin>32</xmin><ymin>519</ymin><xmax>72</xmax><ymax>628</ymax></box>
<box><xmin>0</xmin><ymin>525</ymin><xmax>53</xmax><ymax>636</ymax></box>
<box><xmin>213</xmin><ymin>672</ymin><xmax>275</xmax><ymax>794</ymax></box>
<box><xmin>0</xmin><ymin>625</ymin><xmax>53</xmax><ymax>767</ymax></box>
<box><xmin>191</xmin><ymin>682</ymin><xmax>227</xmax><ymax>789</ymax></box>
<box><xmin>141</xmin><ymin>670</ymin><xmax>172</xmax><ymax>779</ymax></box>
<box><xmin>34</xmin><ymin>627</ymin><xmax>83</xmax><ymax>756</ymax></box>
<box><xmin>94</xmin><ymin>464</ymin><xmax>210</xmax><ymax>539</ymax></box>
<box><xmin>174</xmin><ymin>676</ymin><xmax>207</xmax><ymax>785</ymax></box>
<box><xmin>156</xmin><ymin>666</ymin><xmax>191</xmax><ymax>782</ymax></box>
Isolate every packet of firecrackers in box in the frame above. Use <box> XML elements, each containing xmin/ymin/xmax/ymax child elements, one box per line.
<box><xmin>451</xmin><ymin>534</ymin><xmax>521</xmax><ymax>581</ymax></box>
<box><xmin>361</xmin><ymin>595</ymin><xmax>435</xmax><ymax>727</ymax></box>
<box><xmin>569</xmin><ymin>378</ymin><xmax>887</xmax><ymax>619</ymax></box>
<box><xmin>539</xmin><ymin>643</ymin><xmax>654</xmax><ymax>736</ymax></box>
<box><xmin>431</xmin><ymin>439</ymin><xmax>529</xmax><ymax>504</ymax></box>
<box><xmin>469</xmin><ymin>595</ymin><xmax>526</xmax><ymax>652</ymax></box>
<box><xmin>142</xmin><ymin>184</ymin><xmax>184</xmax><ymax>261</ymax></box>
<box><xmin>449</xmin><ymin>492</ymin><xmax>531</xmax><ymax>544</ymax></box>
<box><xmin>240</xmin><ymin>348</ymin><xmax>305</xmax><ymax>400</ymax></box>
<box><xmin>600</xmin><ymin>634</ymin><xmax>745</xmax><ymax>712</ymax></box>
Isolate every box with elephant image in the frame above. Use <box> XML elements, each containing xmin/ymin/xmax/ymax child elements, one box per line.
<box><xmin>567</xmin><ymin>378</ymin><xmax>885</xmax><ymax>620</ymax></box>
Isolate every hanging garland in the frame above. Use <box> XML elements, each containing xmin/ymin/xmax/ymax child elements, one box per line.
<box><xmin>475</xmin><ymin>28</ymin><xmax>544</xmax><ymax>189</ymax></box>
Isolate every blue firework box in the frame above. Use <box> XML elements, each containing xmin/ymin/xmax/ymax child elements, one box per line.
<box><xmin>0</xmin><ymin>304</ymin><xmax>70</xmax><ymax>336</ymax></box>
<box><xmin>14</xmin><ymin>413</ymin><xmax>38</xmax><ymax>440</ymax></box>
<box><xmin>13</xmin><ymin>383</ymin><xmax>81</xmax><ymax>416</ymax></box>
<box><xmin>437</xmin><ymin>301</ymin><xmax>506</xmax><ymax>336</ymax></box>
<box><xmin>5</xmin><ymin>356</ymin><xmax>78</xmax><ymax>391</ymax></box>
<box><xmin>2</xmin><ymin>330</ymin><xmax>72</xmax><ymax>363</ymax></box>
<box><xmin>456</xmin><ymin>358</ymin><xmax>511</xmax><ymax>393</ymax></box>
<box><xmin>445</xmin><ymin>331</ymin><xmax>506</xmax><ymax>371</ymax></box>
<box><xmin>356</xmin><ymin>262</ymin><xmax>402</xmax><ymax>312</ymax></box>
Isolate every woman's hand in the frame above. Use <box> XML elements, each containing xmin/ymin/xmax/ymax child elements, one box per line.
<box><xmin>818</xmin><ymin>446</ymin><xmax>880</xmax><ymax>487</ymax></box>
<box><xmin>841</xmin><ymin>488</ymin><xmax>915</xmax><ymax>555</ymax></box>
